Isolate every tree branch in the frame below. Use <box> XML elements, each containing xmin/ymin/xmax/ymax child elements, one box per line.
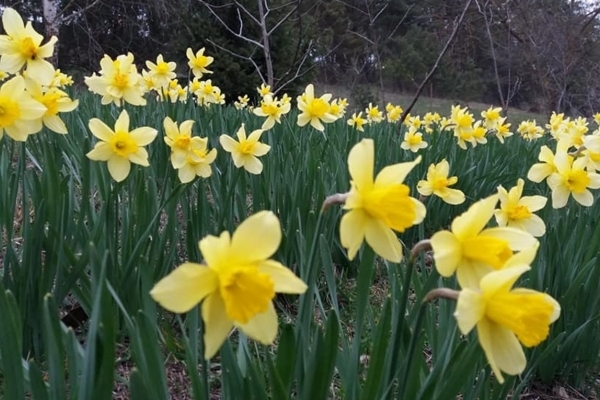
<box><xmin>399</xmin><ymin>0</ymin><xmax>474</xmax><ymax>126</ymax></box>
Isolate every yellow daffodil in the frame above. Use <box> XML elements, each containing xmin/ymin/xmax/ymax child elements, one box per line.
<box><xmin>177</xmin><ymin>138</ymin><xmax>217</xmax><ymax>183</ymax></box>
<box><xmin>253</xmin><ymin>94</ymin><xmax>291</xmax><ymax>130</ymax></box>
<box><xmin>400</xmin><ymin>128</ymin><xmax>428</xmax><ymax>153</ymax></box>
<box><xmin>527</xmin><ymin>145</ymin><xmax>559</xmax><ymax>183</ymax></box>
<box><xmin>517</xmin><ymin>120</ymin><xmax>544</xmax><ymax>141</ymax></box>
<box><xmin>365</xmin><ymin>103</ymin><xmax>383</xmax><ymax>123</ymax></box>
<box><xmin>86</xmin><ymin>110</ymin><xmax>157</xmax><ymax>182</ymax></box>
<box><xmin>0</xmin><ymin>75</ymin><xmax>46</xmax><ymax>141</ymax></box>
<box><xmin>150</xmin><ymin>211</ymin><xmax>307</xmax><ymax>359</ymax></box>
<box><xmin>431</xmin><ymin>195</ymin><xmax>538</xmax><ymax>289</ymax></box>
<box><xmin>481</xmin><ymin>106</ymin><xmax>502</xmax><ymax>130</ymax></box>
<box><xmin>235</xmin><ymin>95</ymin><xmax>250</xmax><ymax>110</ymax></box>
<box><xmin>49</xmin><ymin>69</ymin><xmax>74</xmax><ymax>88</ymax></box>
<box><xmin>296</xmin><ymin>84</ymin><xmax>337</xmax><ymax>131</ymax></box>
<box><xmin>145</xmin><ymin>54</ymin><xmax>176</xmax><ymax>88</ymax></box>
<box><xmin>340</xmin><ymin>138</ymin><xmax>426</xmax><ymax>262</ymax></box>
<box><xmin>186</xmin><ymin>47</ymin><xmax>213</xmax><ymax>78</ymax></box>
<box><xmin>85</xmin><ymin>53</ymin><xmax>146</xmax><ymax>106</ymax></box>
<box><xmin>454</xmin><ymin>263</ymin><xmax>560</xmax><ymax>383</ymax></box>
<box><xmin>163</xmin><ymin>117</ymin><xmax>196</xmax><ymax>168</ymax></box>
<box><xmin>386</xmin><ymin>103</ymin><xmax>403</xmax><ymax>123</ymax></box>
<box><xmin>494</xmin><ymin>118</ymin><xmax>513</xmax><ymax>143</ymax></box>
<box><xmin>195</xmin><ymin>79</ymin><xmax>222</xmax><ymax>106</ymax></box>
<box><xmin>257</xmin><ymin>83</ymin><xmax>271</xmax><ymax>97</ymax></box>
<box><xmin>0</xmin><ymin>8</ymin><xmax>57</xmax><ymax>84</ymax></box>
<box><xmin>547</xmin><ymin>150</ymin><xmax>600</xmax><ymax>208</ymax></box>
<box><xmin>328</xmin><ymin>99</ymin><xmax>346</xmax><ymax>119</ymax></box>
<box><xmin>450</xmin><ymin>105</ymin><xmax>476</xmax><ymax>149</ymax></box>
<box><xmin>417</xmin><ymin>159</ymin><xmax>465</xmax><ymax>205</ymax></box>
<box><xmin>24</xmin><ymin>78</ymin><xmax>78</xmax><ymax>134</ymax></box>
<box><xmin>347</xmin><ymin>112</ymin><xmax>367</xmax><ymax>132</ymax></box>
<box><xmin>220</xmin><ymin>124</ymin><xmax>271</xmax><ymax>174</ymax></box>
<box><xmin>494</xmin><ymin>179</ymin><xmax>547</xmax><ymax>237</ymax></box>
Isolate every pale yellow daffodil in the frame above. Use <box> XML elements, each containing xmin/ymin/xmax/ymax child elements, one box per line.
<box><xmin>150</xmin><ymin>211</ymin><xmax>307</xmax><ymax>359</ymax></box>
<box><xmin>220</xmin><ymin>124</ymin><xmax>271</xmax><ymax>174</ymax></box>
<box><xmin>417</xmin><ymin>159</ymin><xmax>465</xmax><ymax>205</ymax></box>
<box><xmin>340</xmin><ymin>138</ymin><xmax>426</xmax><ymax>262</ymax></box>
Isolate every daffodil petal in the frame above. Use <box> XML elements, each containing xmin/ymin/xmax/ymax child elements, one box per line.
<box><xmin>340</xmin><ymin>209</ymin><xmax>367</xmax><ymax>260</ymax></box>
<box><xmin>478</xmin><ymin>319</ymin><xmax>526</xmax><ymax>382</ymax></box>
<box><xmin>451</xmin><ymin>195</ymin><xmax>498</xmax><ymax>240</ymax></box>
<box><xmin>230</xmin><ymin>211</ymin><xmax>281</xmax><ymax>263</ymax></box>
<box><xmin>237</xmin><ymin>302</ymin><xmax>278</xmax><ymax>345</ymax></box>
<box><xmin>202</xmin><ymin>292</ymin><xmax>233</xmax><ymax>359</ymax></box>
<box><xmin>258</xmin><ymin>260</ymin><xmax>307</xmax><ymax>294</ymax></box>
<box><xmin>364</xmin><ymin>218</ymin><xmax>403</xmax><ymax>263</ymax></box>
<box><xmin>348</xmin><ymin>139</ymin><xmax>374</xmax><ymax>191</ymax></box>
<box><xmin>150</xmin><ymin>262</ymin><xmax>217</xmax><ymax>313</ymax></box>
<box><xmin>430</xmin><ymin>230</ymin><xmax>462</xmax><ymax>277</ymax></box>
<box><xmin>455</xmin><ymin>289</ymin><xmax>485</xmax><ymax>334</ymax></box>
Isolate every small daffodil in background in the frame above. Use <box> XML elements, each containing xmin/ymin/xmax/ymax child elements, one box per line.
<box><xmin>0</xmin><ymin>8</ymin><xmax>58</xmax><ymax>85</ymax></box>
<box><xmin>220</xmin><ymin>124</ymin><xmax>271</xmax><ymax>174</ymax></box>
<box><xmin>85</xmin><ymin>53</ymin><xmax>146</xmax><ymax>106</ymax></box>
<box><xmin>454</xmin><ymin>262</ymin><xmax>560</xmax><ymax>383</ymax></box>
<box><xmin>386</xmin><ymin>103</ymin><xmax>403</xmax><ymax>123</ymax></box>
<box><xmin>186</xmin><ymin>47</ymin><xmax>213</xmax><ymax>78</ymax></box>
<box><xmin>400</xmin><ymin>127</ymin><xmax>428</xmax><ymax>153</ymax></box>
<box><xmin>417</xmin><ymin>159</ymin><xmax>465</xmax><ymax>205</ymax></box>
<box><xmin>527</xmin><ymin>145</ymin><xmax>560</xmax><ymax>184</ymax></box>
<box><xmin>235</xmin><ymin>95</ymin><xmax>250</xmax><ymax>110</ymax></box>
<box><xmin>86</xmin><ymin>110</ymin><xmax>157</xmax><ymax>182</ymax></box>
<box><xmin>296</xmin><ymin>84</ymin><xmax>337</xmax><ymax>131</ymax></box>
<box><xmin>145</xmin><ymin>54</ymin><xmax>177</xmax><ymax>89</ymax></box>
<box><xmin>177</xmin><ymin>138</ymin><xmax>217</xmax><ymax>183</ymax></box>
<box><xmin>150</xmin><ymin>211</ymin><xmax>307</xmax><ymax>359</ymax></box>
<box><xmin>257</xmin><ymin>83</ymin><xmax>271</xmax><ymax>98</ymax></box>
<box><xmin>253</xmin><ymin>94</ymin><xmax>291</xmax><ymax>130</ymax></box>
<box><xmin>0</xmin><ymin>75</ymin><xmax>47</xmax><ymax>141</ymax></box>
<box><xmin>430</xmin><ymin>195</ymin><xmax>538</xmax><ymax>289</ymax></box>
<box><xmin>517</xmin><ymin>120</ymin><xmax>544</xmax><ymax>141</ymax></box>
<box><xmin>347</xmin><ymin>112</ymin><xmax>367</xmax><ymax>132</ymax></box>
<box><xmin>24</xmin><ymin>78</ymin><xmax>79</xmax><ymax>134</ymax></box>
<box><xmin>365</xmin><ymin>103</ymin><xmax>383</xmax><ymax>123</ymax></box>
<box><xmin>547</xmin><ymin>150</ymin><xmax>600</xmax><ymax>208</ymax></box>
<box><xmin>494</xmin><ymin>179</ymin><xmax>547</xmax><ymax>237</ymax></box>
<box><xmin>339</xmin><ymin>138</ymin><xmax>426</xmax><ymax>262</ymax></box>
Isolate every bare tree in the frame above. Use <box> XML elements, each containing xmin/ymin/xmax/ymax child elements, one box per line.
<box><xmin>197</xmin><ymin>0</ymin><xmax>318</xmax><ymax>93</ymax></box>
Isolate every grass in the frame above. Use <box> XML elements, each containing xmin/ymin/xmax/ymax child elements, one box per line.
<box><xmin>320</xmin><ymin>83</ymin><xmax>546</xmax><ymax>124</ymax></box>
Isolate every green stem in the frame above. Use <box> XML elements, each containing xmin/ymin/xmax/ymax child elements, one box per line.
<box><xmin>217</xmin><ymin>167</ymin><xmax>243</xmax><ymax>231</ymax></box>
<box><xmin>399</xmin><ymin>299</ymin><xmax>427</xmax><ymax>399</ymax></box>
<box><xmin>386</xmin><ymin>250</ymin><xmax>415</xmax><ymax>383</ymax></box>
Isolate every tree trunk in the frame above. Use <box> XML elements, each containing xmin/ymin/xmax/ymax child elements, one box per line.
<box><xmin>42</xmin><ymin>0</ymin><xmax>60</xmax><ymax>66</ymax></box>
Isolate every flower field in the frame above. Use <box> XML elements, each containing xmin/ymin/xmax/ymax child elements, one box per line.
<box><xmin>1</xmin><ymin>7</ymin><xmax>600</xmax><ymax>400</ymax></box>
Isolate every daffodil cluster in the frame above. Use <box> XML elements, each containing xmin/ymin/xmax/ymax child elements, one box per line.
<box><xmin>0</xmin><ymin>8</ymin><xmax>78</xmax><ymax>141</ymax></box>
<box><xmin>429</xmin><ymin>194</ymin><xmax>559</xmax><ymax>383</ymax></box>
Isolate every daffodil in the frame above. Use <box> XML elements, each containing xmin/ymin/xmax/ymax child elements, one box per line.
<box><xmin>257</xmin><ymin>83</ymin><xmax>271</xmax><ymax>97</ymax></box>
<box><xmin>235</xmin><ymin>95</ymin><xmax>250</xmax><ymax>110</ymax></box>
<box><xmin>86</xmin><ymin>110</ymin><xmax>157</xmax><ymax>182</ymax></box>
<box><xmin>494</xmin><ymin>179</ymin><xmax>547</xmax><ymax>237</ymax></box>
<box><xmin>145</xmin><ymin>54</ymin><xmax>177</xmax><ymax>88</ymax></box>
<box><xmin>494</xmin><ymin>118</ymin><xmax>513</xmax><ymax>143</ymax></box>
<box><xmin>517</xmin><ymin>120</ymin><xmax>544</xmax><ymax>141</ymax></box>
<box><xmin>527</xmin><ymin>145</ymin><xmax>559</xmax><ymax>183</ymax></box>
<box><xmin>454</xmin><ymin>263</ymin><xmax>560</xmax><ymax>383</ymax></box>
<box><xmin>177</xmin><ymin>138</ymin><xmax>217</xmax><ymax>183</ymax></box>
<box><xmin>186</xmin><ymin>48</ymin><xmax>214</xmax><ymax>78</ymax></box>
<box><xmin>547</xmin><ymin>150</ymin><xmax>600</xmax><ymax>208</ymax></box>
<box><xmin>0</xmin><ymin>75</ymin><xmax>46</xmax><ymax>141</ymax></box>
<box><xmin>85</xmin><ymin>53</ymin><xmax>146</xmax><ymax>106</ymax></box>
<box><xmin>163</xmin><ymin>117</ymin><xmax>195</xmax><ymax>168</ymax></box>
<box><xmin>386</xmin><ymin>103</ymin><xmax>403</xmax><ymax>123</ymax></box>
<box><xmin>296</xmin><ymin>84</ymin><xmax>336</xmax><ymax>131</ymax></box>
<box><xmin>400</xmin><ymin>128</ymin><xmax>428</xmax><ymax>152</ymax></box>
<box><xmin>253</xmin><ymin>95</ymin><xmax>291</xmax><ymax>130</ymax></box>
<box><xmin>220</xmin><ymin>124</ymin><xmax>271</xmax><ymax>174</ymax></box>
<box><xmin>24</xmin><ymin>78</ymin><xmax>78</xmax><ymax>134</ymax></box>
<box><xmin>417</xmin><ymin>159</ymin><xmax>465</xmax><ymax>205</ymax></box>
<box><xmin>347</xmin><ymin>112</ymin><xmax>367</xmax><ymax>132</ymax></box>
<box><xmin>365</xmin><ymin>103</ymin><xmax>383</xmax><ymax>123</ymax></box>
<box><xmin>431</xmin><ymin>195</ymin><xmax>538</xmax><ymax>289</ymax></box>
<box><xmin>0</xmin><ymin>8</ymin><xmax>57</xmax><ymax>84</ymax></box>
<box><xmin>340</xmin><ymin>138</ymin><xmax>426</xmax><ymax>262</ymax></box>
<box><xmin>150</xmin><ymin>211</ymin><xmax>307</xmax><ymax>359</ymax></box>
